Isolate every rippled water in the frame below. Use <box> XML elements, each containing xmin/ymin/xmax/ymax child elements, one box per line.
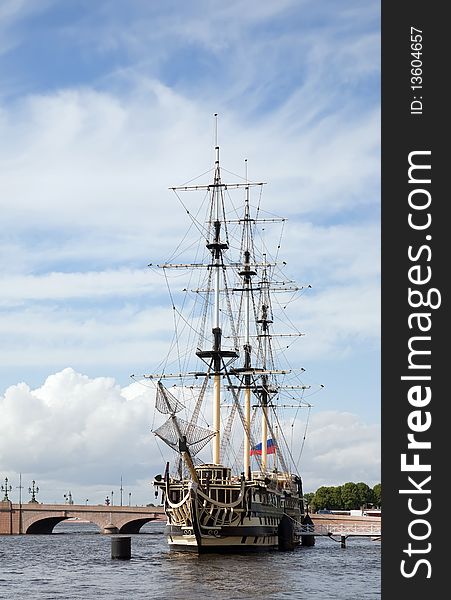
<box><xmin>0</xmin><ymin>521</ymin><xmax>380</xmax><ymax>599</ymax></box>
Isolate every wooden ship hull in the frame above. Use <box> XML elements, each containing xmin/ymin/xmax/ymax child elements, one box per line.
<box><xmin>155</xmin><ymin>465</ymin><xmax>313</xmax><ymax>552</ymax></box>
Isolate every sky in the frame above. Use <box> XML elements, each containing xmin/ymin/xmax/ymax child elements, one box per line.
<box><xmin>0</xmin><ymin>0</ymin><xmax>380</xmax><ymax>507</ymax></box>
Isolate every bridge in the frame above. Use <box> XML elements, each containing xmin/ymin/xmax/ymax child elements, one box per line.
<box><xmin>0</xmin><ymin>500</ymin><xmax>165</xmax><ymax>535</ymax></box>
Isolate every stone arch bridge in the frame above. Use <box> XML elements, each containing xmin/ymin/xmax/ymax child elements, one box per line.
<box><xmin>0</xmin><ymin>500</ymin><xmax>165</xmax><ymax>535</ymax></box>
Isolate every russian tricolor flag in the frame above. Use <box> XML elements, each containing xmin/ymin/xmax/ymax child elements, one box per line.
<box><xmin>250</xmin><ymin>438</ymin><xmax>275</xmax><ymax>455</ymax></box>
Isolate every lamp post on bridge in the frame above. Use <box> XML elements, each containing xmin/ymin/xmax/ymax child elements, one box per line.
<box><xmin>1</xmin><ymin>477</ymin><xmax>12</xmax><ymax>501</ymax></box>
<box><xmin>28</xmin><ymin>480</ymin><xmax>39</xmax><ymax>503</ymax></box>
<box><xmin>111</xmin><ymin>490</ymin><xmax>114</xmax><ymax>506</ymax></box>
<box><xmin>16</xmin><ymin>474</ymin><xmax>23</xmax><ymax>504</ymax></box>
<box><xmin>128</xmin><ymin>492</ymin><xmax>132</xmax><ymax>506</ymax></box>
<box><xmin>120</xmin><ymin>476</ymin><xmax>123</xmax><ymax>506</ymax></box>
<box><xmin>16</xmin><ymin>473</ymin><xmax>24</xmax><ymax>534</ymax></box>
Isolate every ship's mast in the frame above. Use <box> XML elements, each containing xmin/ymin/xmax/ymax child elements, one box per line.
<box><xmin>208</xmin><ymin>146</ymin><xmax>228</xmax><ymax>464</ymax></box>
<box><xmin>149</xmin><ymin>135</ymin><xmax>270</xmax><ymax>470</ymax></box>
<box><xmin>258</xmin><ymin>264</ymin><xmax>273</xmax><ymax>473</ymax></box>
<box><xmin>241</xmin><ymin>183</ymin><xmax>256</xmax><ymax>479</ymax></box>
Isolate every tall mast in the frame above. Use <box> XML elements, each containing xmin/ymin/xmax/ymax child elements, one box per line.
<box><xmin>153</xmin><ymin>132</ymin><xmax>267</xmax><ymax>468</ymax></box>
<box><xmin>241</xmin><ymin>180</ymin><xmax>256</xmax><ymax>479</ymax></box>
<box><xmin>213</xmin><ymin>146</ymin><xmax>221</xmax><ymax>332</ymax></box>
<box><xmin>261</xmin><ymin>311</ymin><xmax>269</xmax><ymax>472</ymax></box>
<box><xmin>209</xmin><ymin>145</ymin><xmax>227</xmax><ymax>464</ymax></box>
<box><xmin>258</xmin><ymin>263</ymin><xmax>273</xmax><ymax>473</ymax></box>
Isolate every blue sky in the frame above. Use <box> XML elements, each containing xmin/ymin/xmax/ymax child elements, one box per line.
<box><xmin>0</xmin><ymin>0</ymin><xmax>380</xmax><ymax>505</ymax></box>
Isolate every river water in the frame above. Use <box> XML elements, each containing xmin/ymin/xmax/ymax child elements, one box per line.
<box><xmin>0</xmin><ymin>521</ymin><xmax>380</xmax><ymax>599</ymax></box>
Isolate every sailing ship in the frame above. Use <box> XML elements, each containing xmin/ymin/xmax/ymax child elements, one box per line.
<box><xmin>146</xmin><ymin>135</ymin><xmax>317</xmax><ymax>552</ymax></box>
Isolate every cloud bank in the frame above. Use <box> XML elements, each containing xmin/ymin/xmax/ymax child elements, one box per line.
<box><xmin>0</xmin><ymin>369</ymin><xmax>380</xmax><ymax>504</ymax></box>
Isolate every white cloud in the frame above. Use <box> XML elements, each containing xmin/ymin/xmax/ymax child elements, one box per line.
<box><xmin>0</xmin><ymin>305</ymin><xmax>173</xmax><ymax>369</ymax></box>
<box><xmin>0</xmin><ymin>84</ymin><xmax>378</xmax><ymax>231</ymax></box>
<box><xmin>0</xmin><ymin>369</ymin><xmax>380</xmax><ymax>504</ymax></box>
<box><xmin>281</xmin><ymin>220</ymin><xmax>380</xmax><ymax>285</ymax></box>
<box><xmin>0</xmin><ymin>80</ymin><xmax>379</xmax><ymax>373</ymax></box>
<box><xmin>0</xmin><ymin>369</ymin><xmax>154</xmax><ymax>484</ymax></box>
<box><xmin>0</xmin><ymin>268</ymin><xmax>160</xmax><ymax>303</ymax></box>
<box><xmin>295</xmin><ymin>282</ymin><xmax>380</xmax><ymax>358</ymax></box>
<box><xmin>298</xmin><ymin>411</ymin><xmax>381</xmax><ymax>490</ymax></box>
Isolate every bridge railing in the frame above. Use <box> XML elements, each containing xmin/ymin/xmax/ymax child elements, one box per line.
<box><xmin>300</xmin><ymin>523</ymin><xmax>381</xmax><ymax>536</ymax></box>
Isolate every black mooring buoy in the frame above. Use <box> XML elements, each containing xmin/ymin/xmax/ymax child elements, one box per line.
<box><xmin>111</xmin><ymin>536</ymin><xmax>131</xmax><ymax>560</ymax></box>
<box><xmin>301</xmin><ymin>513</ymin><xmax>315</xmax><ymax>547</ymax></box>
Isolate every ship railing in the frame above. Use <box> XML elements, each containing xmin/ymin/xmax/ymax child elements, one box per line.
<box><xmin>171</xmin><ymin>502</ymin><xmax>191</xmax><ymax>526</ymax></box>
<box><xmin>199</xmin><ymin>503</ymin><xmax>240</xmax><ymax>528</ymax></box>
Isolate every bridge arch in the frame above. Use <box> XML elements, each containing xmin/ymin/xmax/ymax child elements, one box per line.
<box><xmin>27</xmin><ymin>517</ymin><xmax>66</xmax><ymax>534</ymax></box>
<box><xmin>27</xmin><ymin>517</ymin><xmax>100</xmax><ymax>534</ymax></box>
<box><xmin>117</xmin><ymin>518</ymin><xmax>155</xmax><ymax>534</ymax></box>
<box><xmin>25</xmin><ymin>515</ymin><xmax>104</xmax><ymax>534</ymax></box>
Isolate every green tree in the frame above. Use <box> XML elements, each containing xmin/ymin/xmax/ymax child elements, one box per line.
<box><xmin>312</xmin><ymin>486</ymin><xmax>327</xmax><ymax>510</ymax></box>
<box><xmin>331</xmin><ymin>485</ymin><xmax>342</xmax><ymax>510</ymax></box>
<box><xmin>311</xmin><ymin>481</ymin><xmax>381</xmax><ymax>511</ymax></box>
<box><xmin>341</xmin><ymin>482</ymin><xmax>359</xmax><ymax>510</ymax></box>
<box><xmin>356</xmin><ymin>482</ymin><xmax>373</xmax><ymax>507</ymax></box>
<box><xmin>313</xmin><ymin>486</ymin><xmax>334</xmax><ymax>510</ymax></box>
<box><xmin>372</xmin><ymin>483</ymin><xmax>381</xmax><ymax>507</ymax></box>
